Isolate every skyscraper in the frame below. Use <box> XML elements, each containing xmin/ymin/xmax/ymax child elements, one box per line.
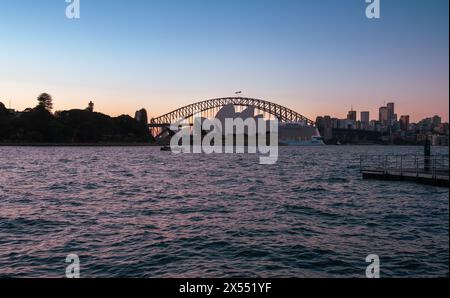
<box><xmin>379</xmin><ymin>107</ymin><xmax>389</xmax><ymax>126</ymax></box>
<box><xmin>387</xmin><ymin>102</ymin><xmax>395</xmax><ymax>124</ymax></box>
<box><xmin>361</xmin><ymin>111</ymin><xmax>370</xmax><ymax>129</ymax></box>
<box><xmin>347</xmin><ymin>109</ymin><xmax>356</xmax><ymax>121</ymax></box>
<box><xmin>400</xmin><ymin>115</ymin><xmax>410</xmax><ymax>131</ymax></box>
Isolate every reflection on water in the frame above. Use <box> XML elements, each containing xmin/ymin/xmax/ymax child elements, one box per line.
<box><xmin>0</xmin><ymin>146</ymin><xmax>448</xmax><ymax>277</ymax></box>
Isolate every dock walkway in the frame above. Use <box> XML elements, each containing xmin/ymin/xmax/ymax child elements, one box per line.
<box><xmin>360</xmin><ymin>155</ymin><xmax>449</xmax><ymax>187</ymax></box>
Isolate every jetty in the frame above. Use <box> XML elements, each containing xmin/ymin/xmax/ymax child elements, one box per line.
<box><xmin>360</xmin><ymin>154</ymin><xmax>449</xmax><ymax>187</ymax></box>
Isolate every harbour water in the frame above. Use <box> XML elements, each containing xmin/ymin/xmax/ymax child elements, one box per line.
<box><xmin>0</xmin><ymin>146</ymin><xmax>448</xmax><ymax>277</ymax></box>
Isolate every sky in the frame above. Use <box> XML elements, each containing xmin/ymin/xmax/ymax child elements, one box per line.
<box><xmin>0</xmin><ymin>0</ymin><xmax>448</xmax><ymax>122</ymax></box>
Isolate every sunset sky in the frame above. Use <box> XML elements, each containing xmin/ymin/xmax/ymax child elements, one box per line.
<box><xmin>0</xmin><ymin>0</ymin><xmax>448</xmax><ymax>122</ymax></box>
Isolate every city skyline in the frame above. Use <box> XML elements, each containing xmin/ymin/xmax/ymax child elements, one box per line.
<box><xmin>1</xmin><ymin>94</ymin><xmax>447</xmax><ymax>126</ymax></box>
<box><xmin>1</xmin><ymin>0</ymin><xmax>449</xmax><ymax>122</ymax></box>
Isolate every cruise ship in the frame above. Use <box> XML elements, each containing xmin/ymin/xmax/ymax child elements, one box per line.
<box><xmin>278</xmin><ymin>122</ymin><xmax>325</xmax><ymax>146</ymax></box>
<box><xmin>214</xmin><ymin>104</ymin><xmax>325</xmax><ymax>146</ymax></box>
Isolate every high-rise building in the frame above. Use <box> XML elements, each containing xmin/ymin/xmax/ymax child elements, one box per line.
<box><xmin>387</xmin><ymin>102</ymin><xmax>395</xmax><ymax>124</ymax></box>
<box><xmin>361</xmin><ymin>111</ymin><xmax>370</xmax><ymax>123</ymax></box>
<box><xmin>400</xmin><ymin>115</ymin><xmax>410</xmax><ymax>131</ymax></box>
<box><xmin>315</xmin><ymin>116</ymin><xmax>333</xmax><ymax>141</ymax></box>
<box><xmin>347</xmin><ymin>109</ymin><xmax>357</xmax><ymax>121</ymax></box>
<box><xmin>361</xmin><ymin>111</ymin><xmax>370</xmax><ymax>129</ymax></box>
<box><xmin>379</xmin><ymin>106</ymin><xmax>389</xmax><ymax>126</ymax></box>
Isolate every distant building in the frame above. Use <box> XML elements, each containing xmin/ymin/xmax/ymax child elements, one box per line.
<box><xmin>135</xmin><ymin>108</ymin><xmax>148</xmax><ymax>124</ymax></box>
<box><xmin>322</xmin><ymin>116</ymin><xmax>333</xmax><ymax>141</ymax></box>
<box><xmin>400</xmin><ymin>115</ymin><xmax>410</xmax><ymax>131</ymax></box>
<box><xmin>347</xmin><ymin>109</ymin><xmax>357</xmax><ymax>121</ymax></box>
<box><xmin>338</xmin><ymin>119</ymin><xmax>356</xmax><ymax>130</ymax></box>
<box><xmin>432</xmin><ymin>134</ymin><xmax>449</xmax><ymax>146</ymax></box>
<box><xmin>361</xmin><ymin>111</ymin><xmax>370</xmax><ymax>129</ymax></box>
<box><xmin>331</xmin><ymin>118</ymin><xmax>339</xmax><ymax>129</ymax></box>
<box><xmin>387</xmin><ymin>102</ymin><xmax>395</xmax><ymax>124</ymax></box>
<box><xmin>315</xmin><ymin>116</ymin><xmax>324</xmax><ymax>128</ymax></box>
<box><xmin>379</xmin><ymin>106</ymin><xmax>389</xmax><ymax>126</ymax></box>
<box><xmin>86</xmin><ymin>101</ymin><xmax>94</xmax><ymax>112</ymax></box>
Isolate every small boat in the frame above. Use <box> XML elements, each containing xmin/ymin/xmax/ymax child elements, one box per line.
<box><xmin>160</xmin><ymin>146</ymin><xmax>171</xmax><ymax>152</ymax></box>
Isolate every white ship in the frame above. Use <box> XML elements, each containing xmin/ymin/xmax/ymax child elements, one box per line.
<box><xmin>200</xmin><ymin>104</ymin><xmax>326</xmax><ymax>147</ymax></box>
<box><xmin>278</xmin><ymin>122</ymin><xmax>325</xmax><ymax>146</ymax></box>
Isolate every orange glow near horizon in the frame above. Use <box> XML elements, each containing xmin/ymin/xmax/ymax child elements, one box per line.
<box><xmin>1</xmin><ymin>80</ymin><xmax>448</xmax><ymax>123</ymax></box>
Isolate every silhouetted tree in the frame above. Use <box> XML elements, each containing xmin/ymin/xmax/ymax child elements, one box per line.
<box><xmin>0</xmin><ymin>102</ymin><xmax>13</xmax><ymax>140</ymax></box>
<box><xmin>0</xmin><ymin>100</ymin><xmax>154</xmax><ymax>143</ymax></box>
<box><xmin>134</xmin><ymin>108</ymin><xmax>148</xmax><ymax>124</ymax></box>
<box><xmin>0</xmin><ymin>102</ymin><xmax>8</xmax><ymax>116</ymax></box>
<box><xmin>37</xmin><ymin>93</ymin><xmax>53</xmax><ymax>112</ymax></box>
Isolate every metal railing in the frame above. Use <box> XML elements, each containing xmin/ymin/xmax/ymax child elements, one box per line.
<box><xmin>360</xmin><ymin>154</ymin><xmax>449</xmax><ymax>180</ymax></box>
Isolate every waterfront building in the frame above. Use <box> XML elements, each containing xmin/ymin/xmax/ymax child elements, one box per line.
<box><xmin>387</xmin><ymin>102</ymin><xmax>395</xmax><ymax>124</ymax></box>
<box><xmin>400</xmin><ymin>115</ymin><xmax>410</xmax><ymax>131</ymax></box>
<box><xmin>322</xmin><ymin>116</ymin><xmax>333</xmax><ymax>141</ymax></box>
<box><xmin>361</xmin><ymin>111</ymin><xmax>370</xmax><ymax>129</ymax></box>
<box><xmin>379</xmin><ymin>106</ymin><xmax>389</xmax><ymax>126</ymax></box>
<box><xmin>370</xmin><ymin>120</ymin><xmax>380</xmax><ymax>131</ymax></box>
<box><xmin>338</xmin><ymin>119</ymin><xmax>356</xmax><ymax>130</ymax></box>
<box><xmin>347</xmin><ymin>109</ymin><xmax>357</xmax><ymax>121</ymax></box>
<box><xmin>432</xmin><ymin>134</ymin><xmax>449</xmax><ymax>146</ymax></box>
<box><xmin>331</xmin><ymin>118</ymin><xmax>339</xmax><ymax>129</ymax></box>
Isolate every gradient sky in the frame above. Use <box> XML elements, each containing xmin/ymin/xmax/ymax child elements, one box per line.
<box><xmin>0</xmin><ymin>0</ymin><xmax>448</xmax><ymax>122</ymax></box>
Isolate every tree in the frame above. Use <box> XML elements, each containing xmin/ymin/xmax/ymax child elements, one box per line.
<box><xmin>0</xmin><ymin>102</ymin><xmax>8</xmax><ymax>116</ymax></box>
<box><xmin>0</xmin><ymin>102</ymin><xmax>13</xmax><ymax>140</ymax></box>
<box><xmin>134</xmin><ymin>108</ymin><xmax>148</xmax><ymax>124</ymax></box>
<box><xmin>37</xmin><ymin>93</ymin><xmax>53</xmax><ymax>112</ymax></box>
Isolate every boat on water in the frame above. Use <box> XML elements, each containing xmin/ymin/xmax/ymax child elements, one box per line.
<box><xmin>278</xmin><ymin>122</ymin><xmax>325</xmax><ymax>146</ymax></box>
<box><xmin>279</xmin><ymin>136</ymin><xmax>325</xmax><ymax>146</ymax></box>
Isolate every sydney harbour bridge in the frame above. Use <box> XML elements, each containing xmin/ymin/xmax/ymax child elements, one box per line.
<box><xmin>149</xmin><ymin>97</ymin><xmax>315</xmax><ymax>136</ymax></box>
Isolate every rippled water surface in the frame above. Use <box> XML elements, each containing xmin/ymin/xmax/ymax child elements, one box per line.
<box><xmin>0</xmin><ymin>146</ymin><xmax>448</xmax><ymax>277</ymax></box>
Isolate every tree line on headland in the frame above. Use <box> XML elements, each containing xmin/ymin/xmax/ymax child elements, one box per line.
<box><xmin>0</xmin><ymin>93</ymin><xmax>154</xmax><ymax>144</ymax></box>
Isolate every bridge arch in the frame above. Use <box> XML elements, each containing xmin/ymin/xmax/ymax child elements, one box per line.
<box><xmin>150</xmin><ymin>97</ymin><xmax>315</xmax><ymax>126</ymax></box>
